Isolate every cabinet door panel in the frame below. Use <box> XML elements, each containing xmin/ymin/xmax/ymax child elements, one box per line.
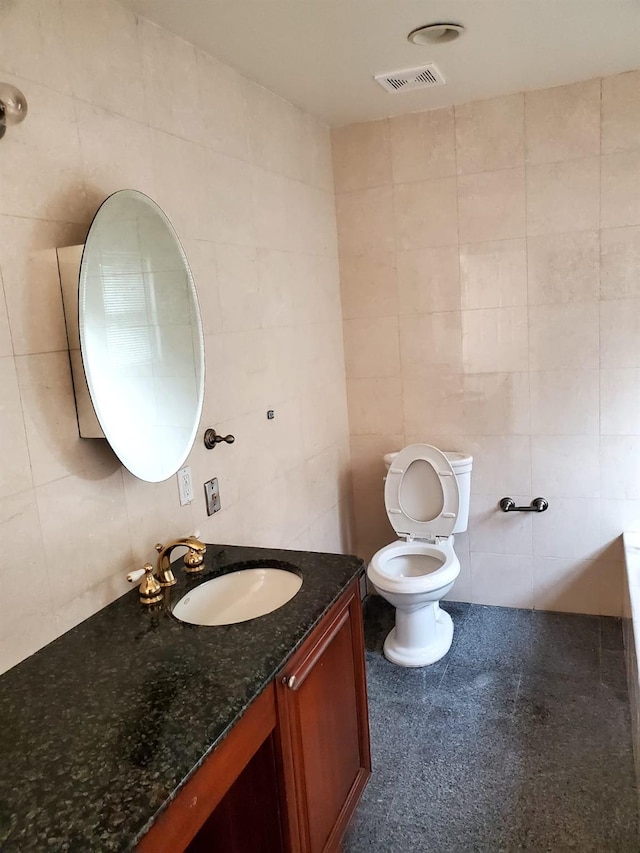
<box><xmin>278</xmin><ymin>581</ymin><xmax>371</xmax><ymax>853</ymax></box>
<box><xmin>297</xmin><ymin>614</ymin><xmax>361</xmax><ymax>851</ymax></box>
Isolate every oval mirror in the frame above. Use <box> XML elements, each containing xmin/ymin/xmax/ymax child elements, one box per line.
<box><xmin>79</xmin><ymin>190</ymin><xmax>205</xmax><ymax>483</ymax></box>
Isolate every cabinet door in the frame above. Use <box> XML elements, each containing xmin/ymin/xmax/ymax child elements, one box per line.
<box><xmin>277</xmin><ymin>580</ymin><xmax>371</xmax><ymax>853</ymax></box>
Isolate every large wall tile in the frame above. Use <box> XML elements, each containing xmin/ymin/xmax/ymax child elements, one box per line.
<box><xmin>347</xmin><ymin>377</ymin><xmax>403</xmax><ymax>435</ymax></box>
<box><xmin>601</xmin><ymin>436</ymin><xmax>640</xmax><ymax>500</ymax></box>
<box><xmin>600</xmin><ymin>299</ymin><xmax>640</xmax><ymax>368</ymax></box>
<box><xmin>526</xmin><ymin>157</ymin><xmax>600</xmax><ymax>235</ymax></box>
<box><xmin>532</xmin><ymin>498</ymin><xmax>604</xmax><ymax>559</ymax></box>
<box><xmin>390</xmin><ymin>108</ymin><xmax>455</xmax><ymax>183</ymax></box>
<box><xmin>343</xmin><ymin>317</ymin><xmax>400</xmax><ymax>378</ymax></box>
<box><xmin>528</xmin><ymin>302</ymin><xmax>599</xmax><ymax>370</ymax></box>
<box><xmin>140</xmin><ymin>17</ymin><xmax>201</xmax><ymax>142</ymax></box>
<box><xmin>0</xmin><ymin>77</ymin><xmax>87</xmax><ymax>223</ymax></box>
<box><xmin>457</xmin><ymin>168</ymin><xmax>526</xmax><ymax>243</ymax></box>
<box><xmin>463</xmin><ymin>372</ymin><xmax>530</xmax><ymax>435</ymax></box>
<box><xmin>601</xmin><ymin>369</ymin><xmax>640</xmax><ymax>435</ymax></box>
<box><xmin>61</xmin><ymin>0</ymin><xmax>145</xmax><ymax>121</ymax></box>
<box><xmin>399</xmin><ymin>312</ymin><xmax>462</xmax><ymax>374</ymax></box>
<box><xmin>251</xmin><ymin>168</ymin><xmax>289</xmax><ymax>251</ymax></box>
<box><xmin>76</xmin><ymin>102</ymin><xmax>155</xmax><ymax>199</ymax></box>
<box><xmin>336</xmin><ymin>186</ymin><xmax>395</xmax><ymax>254</ymax></box>
<box><xmin>527</xmin><ymin>231</ymin><xmax>600</xmax><ymax>305</ymax></box>
<box><xmin>529</xmin><ymin>370</ymin><xmax>599</xmax><ymax>435</ymax></box>
<box><xmin>402</xmin><ymin>372</ymin><xmax>464</xmax><ymax>436</ymax></box>
<box><xmin>394</xmin><ymin>177</ymin><xmax>458</xmax><ymax>249</ymax></box>
<box><xmin>37</xmin><ymin>462</ymin><xmax>132</xmax><ymax>612</ymax></box>
<box><xmin>525</xmin><ymin>79</ymin><xmax>601</xmax><ymax>164</ymax></box>
<box><xmin>601</xmin><ymin>150</ymin><xmax>640</xmax><ymax>228</ymax></box>
<box><xmin>455</xmin><ymin>94</ymin><xmax>524</xmax><ymax>175</ymax></box>
<box><xmin>208</xmin><ymin>151</ymin><xmax>256</xmax><ymax>246</ymax></box>
<box><xmin>339</xmin><ymin>251</ymin><xmax>398</xmax><ymax>319</ymax></box>
<box><xmin>332</xmin><ymin>119</ymin><xmax>391</xmax><ymax>193</ymax></box>
<box><xmin>460</xmin><ymin>239</ymin><xmax>527</xmax><ymax>310</ymax></box>
<box><xmin>151</xmin><ymin>130</ymin><xmax>209</xmax><ymax>241</ymax></box>
<box><xmin>602</xmin><ymin>70</ymin><xmax>640</xmax><ymax>155</ymax></box>
<box><xmin>0</xmin><ymin>357</ymin><xmax>32</xmax><ymax>499</ymax></box>
<box><xmin>0</xmin><ymin>489</ymin><xmax>56</xmax><ymax>673</ymax></box>
<box><xmin>464</xmin><ymin>434</ymin><xmax>531</xmax><ymax>495</ymax></box>
<box><xmin>531</xmin><ymin>435</ymin><xmax>600</xmax><ymax>499</ymax></box>
<box><xmin>470</xmin><ymin>553</ymin><xmax>534</xmax><ymax>608</ymax></box>
<box><xmin>215</xmin><ymin>244</ymin><xmax>260</xmax><ymax>332</ymax></box>
<box><xmin>197</xmin><ymin>51</ymin><xmax>250</xmax><ymax>160</ymax></box>
<box><xmin>600</xmin><ymin>226</ymin><xmax>640</xmax><ymax>299</ymax></box>
<box><xmin>462</xmin><ymin>307</ymin><xmax>528</xmax><ymax>373</ymax></box>
<box><xmin>397</xmin><ymin>246</ymin><xmax>460</xmax><ymax>314</ymax></box>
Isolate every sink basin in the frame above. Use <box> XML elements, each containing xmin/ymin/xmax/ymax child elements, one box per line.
<box><xmin>172</xmin><ymin>566</ymin><xmax>303</xmax><ymax>626</ymax></box>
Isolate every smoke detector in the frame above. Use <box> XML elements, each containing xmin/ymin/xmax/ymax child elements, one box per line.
<box><xmin>374</xmin><ymin>64</ymin><xmax>446</xmax><ymax>94</ymax></box>
<box><xmin>408</xmin><ymin>23</ymin><xmax>465</xmax><ymax>45</ymax></box>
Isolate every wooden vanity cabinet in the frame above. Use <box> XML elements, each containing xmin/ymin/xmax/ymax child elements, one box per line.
<box><xmin>136</xmin><ymin>578</ymin><xmax>370</xmax><ymax>853</ymax></box>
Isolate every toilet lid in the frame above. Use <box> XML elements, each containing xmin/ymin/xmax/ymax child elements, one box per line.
<box><xmin>384</xmin><ymin>444</ymin><xmax>459</xmax><ymax>539</ymax></box>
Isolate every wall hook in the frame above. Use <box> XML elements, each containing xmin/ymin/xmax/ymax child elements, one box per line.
<box><xmin>499</xmin><ymin>497</ymin><xmax>549</xmax><ymax>513</ymax></box>
<box><xmin>204</xmin><ymin>428</ymin><xmax>235</xmax><ymax>449</ymax></box>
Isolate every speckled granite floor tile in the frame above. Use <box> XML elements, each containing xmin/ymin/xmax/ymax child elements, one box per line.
<box><xmin>447</xmin><ymin>604</ymin><xmax>534</xmax><ymax>671</ymax></box>
<box><xmin>345</xmin><ymin>599</ymin><xmax>639</xmax><ymax>853</ymax></box>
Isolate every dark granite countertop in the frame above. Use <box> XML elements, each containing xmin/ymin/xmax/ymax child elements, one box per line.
<box><xmin>0</xmin><ymin>543</ymin><xmax>364</xmax><ymax>852</ymax></box>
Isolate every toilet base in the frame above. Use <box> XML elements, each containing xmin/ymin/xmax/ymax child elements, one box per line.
<box><xmin>383</xmin><ymin>606</ymin><xmax>454</xmax><ymax>667</ymax></box>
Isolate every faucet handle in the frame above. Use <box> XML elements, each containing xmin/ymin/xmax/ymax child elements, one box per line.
<box><xmin>127</xmin><ymin>567</ymin><xmax>147</xmax><ymax>584</ymax></box>
<box><xmin>128</xmin><ymin>563</ymin><xmax>163</xmax><ymax>606</ymax></box>
<box><xmin>184</xmin><ymin>535</ymin><xmax>206</xmax><ymax>573</ymax></box>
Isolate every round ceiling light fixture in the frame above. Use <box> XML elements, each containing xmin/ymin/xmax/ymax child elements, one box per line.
<box><xmin>407</xmin><ymin>22</ymin><xmax>465</xmax><ymax>45</ymax></box>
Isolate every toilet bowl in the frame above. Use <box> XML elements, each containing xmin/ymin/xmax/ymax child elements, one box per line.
<box><xmin>367</xmin><ymin>444</ymin><xmax>472</xmax><ymax>667</ymax></box>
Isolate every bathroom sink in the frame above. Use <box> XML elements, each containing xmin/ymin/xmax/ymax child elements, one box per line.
<box><xmin>172</xmin><ymin>564</ymin><xmax>303</xmax><ymax>626</ymax></box>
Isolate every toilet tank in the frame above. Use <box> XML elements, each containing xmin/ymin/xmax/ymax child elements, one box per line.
<box><xmin>383</xmin><ymin>448</ymin><xmax>473</xmax><ymax>534</ymax></box>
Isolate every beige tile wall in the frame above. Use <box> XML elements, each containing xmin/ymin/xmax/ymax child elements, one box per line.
<box><xmin>334</xmin><ymin>71</ymin><xmax>640</xmax><ymax>618</ymax></box>
<box><xmin>0</xmin><ymin>0</ymin><xmax>351</xmax><ymax>674</ymax></box>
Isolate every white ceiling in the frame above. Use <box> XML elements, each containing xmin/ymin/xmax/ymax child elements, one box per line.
<box><xmin>122</xmin><ymin>0</ymin><xmax>640</xmax><ymax>126</ymax></box>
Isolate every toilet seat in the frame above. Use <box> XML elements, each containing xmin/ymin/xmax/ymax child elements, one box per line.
<box><xmin>368</xmin><ymin>537</ymin><xmax>459</xmax><ymax>596</ymax></box>
<box><xmin>384</xmin><ymin>444</ymin><xmax>459</xmax><ymax>541</ymax></box>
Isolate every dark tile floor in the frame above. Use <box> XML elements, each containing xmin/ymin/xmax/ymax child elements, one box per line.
<box><xmin>345</xmin><ymin>597</ymin><xmax>639</xmax><ymax>852</ymax></box>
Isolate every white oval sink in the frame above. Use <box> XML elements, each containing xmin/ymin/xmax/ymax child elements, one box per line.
<box><xmin>172</xmin><ymin>567</ymin><xmax>303</xmax><ymax>626</ymax></box>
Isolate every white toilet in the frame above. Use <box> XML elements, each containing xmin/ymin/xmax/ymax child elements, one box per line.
<box><xmin>367</xmin><ymin>444</ymin><xmax>473</xmax><ymax>667</ymax></box>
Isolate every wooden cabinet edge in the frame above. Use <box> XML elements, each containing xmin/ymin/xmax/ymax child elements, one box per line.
<box><xmin>136</xmin><ymin>683</ymin><xmax>278</xmax><ymax>853</ymax></box>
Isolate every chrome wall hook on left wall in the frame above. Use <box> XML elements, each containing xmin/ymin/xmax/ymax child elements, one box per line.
<box><xmin>0</xmin><ymin>83</ymin><xmax>28</xmax><ymax>139</ymax></box>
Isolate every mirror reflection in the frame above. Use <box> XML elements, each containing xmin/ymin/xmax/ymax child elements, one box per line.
<box><xmin>79</xmin><ymin>190</ymin><xmax>205</xmax><ymax>483</ymax></box>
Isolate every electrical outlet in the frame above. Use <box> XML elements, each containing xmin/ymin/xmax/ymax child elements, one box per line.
<box><xmin>204</xmin><ymin>478</ymin><xmax>221</xmax><ymax>516</ymax></box>
<box><xmin>177</xmin><ymin>465</ymin><xmax>194</xmax><ymax>506</ymax></box>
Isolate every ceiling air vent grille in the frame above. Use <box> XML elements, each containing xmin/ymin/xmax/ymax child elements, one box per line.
<box><xmin>374</xmin><ymin>63</ymin><xmax>446</xmax><ymax>94</ymax></box>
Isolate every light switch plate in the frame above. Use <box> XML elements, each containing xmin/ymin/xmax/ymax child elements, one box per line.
<box><xmin>177</xmin><ymin>465</ymin><xmax>194</xmax><ymax>506</ymax></box>
<box><xmin>204</xmin><ymin>477</ymin><xmax>221</xmax><ymax>516</ymax></box>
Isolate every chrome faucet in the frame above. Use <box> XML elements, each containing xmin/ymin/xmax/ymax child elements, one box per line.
<box><xmin>155</xmin><ymin>535</ymin><xmax>207</xmax><ymax>587</ymax></box>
